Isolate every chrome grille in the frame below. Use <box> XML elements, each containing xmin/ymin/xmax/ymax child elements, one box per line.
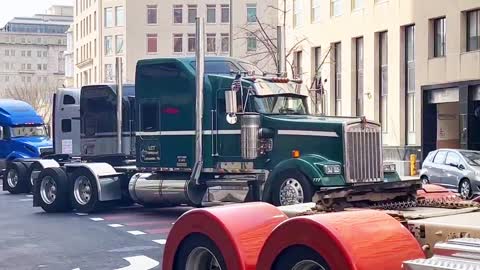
<box><xmin>344</xmin><ymin>122</ymin><xmax>383</xmax><ymax>183</ymax></box>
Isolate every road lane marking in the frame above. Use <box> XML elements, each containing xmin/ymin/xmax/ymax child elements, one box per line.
<box><xmin>76</xmin><ymin>213</ymin><xmax>88</xmax><ymax>216</ymax></box>
<box><xmin>152</xmin><ymin>239</ymin><xmax>167</xmax><ymax>245</ymax></box>
<box><xmin>108</xmin><ymin>224</ymin><xmax>124</xmax><ymax>228</ymax></box>
<box><xmin>124</xmin><ymin>220</ymin><xmax>175</xmax><ymax>226</ymax></box>
<box><xmin>115</xmin><ymin>255</ymin><xmax>159</xmax><ymax>270</ymax></box>
<box><xmin>26</xmin><ymin>194</ymin><xmax>33</xmax><ymax>198</ymax></box>
<box><xmin>127</xmin><ymin>230</ymin><xmax>146</xmax><ymax>235</ymax></box>
<box><xmin>90</xmin><ymin>218</ymin><xmax>104</xmax><ymax>221</ymax></box>
<box><xmin>19</xmin><ymin>199</ymin><xmax>33</xmax><ymax>202</ymax></box>
<box><xmin>145</xmin><ymin>228</ymin><xmax>170</xmax><ymax>234</ymax></box>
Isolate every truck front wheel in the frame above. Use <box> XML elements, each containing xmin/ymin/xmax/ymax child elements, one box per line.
<box><xmin>4</xmin><ymin>162</ymin><xmax>28</xmax><ymax>194</ymax></box>
<box><xmin>35</xmin><ymin>168</ymin><xmax>71</xmax><ymax>213</ymax></box>
<box><xmin>70</xmin><ymin>168</ymin><xmax>100</xmax><ymax>213</ymax></box>
<box><xmin>271</xmin><ymin>170</ymin><xmax>313</xmax><ymax>206</ymax></box>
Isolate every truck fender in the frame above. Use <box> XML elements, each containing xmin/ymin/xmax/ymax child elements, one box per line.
<box><xmin>65</xmin><ymin>163</ymin><xmax>122</xmax><ymax>202</ymax></box>
<box><xmin>262</xmin><ymin>156</ymin><xmax>325</xmax><ymax>202</ymax></box>
<box><xmin>163</xmin><ymin>202</ymin><xmax>287</xmax><ymax>270</ymax></box>
<box><xmin>257</xmin><ymin>210</ymin><xmax>425</xmax><ymax>270</ymax></box>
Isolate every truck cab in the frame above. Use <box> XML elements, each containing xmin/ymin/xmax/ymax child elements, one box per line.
<box><xmin>133</xmin><ymin>57</ymin><xmax>416</xmax><ymax>207</ymax></box>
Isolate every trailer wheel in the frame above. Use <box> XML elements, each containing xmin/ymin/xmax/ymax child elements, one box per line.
<box><xmin>4</xmin><ymin>162</ymin><xmax>28</xmax><ymax>194</ymax></box>
<box><xmin>35</xmin><ymin>168</ymin><xmax>71</xmax><ymax>213</ymax></box>
<box><xmin>271</xmin><ymin>170</ymin><xmax>313</xmax><ymax>206</ymax></box>
<box><xmin>70</xmin><ymin>168</ymin><xmax>100</xmax><ymax>213</ymax></box>
<box><xmin>173</xmin><ymin>233</ymin><xmax>227</xmax><ymax>270</ymax></box>
<box><xmin>28</xmin><ymin>162</ymin><xmax>44</xmax><ymax>193</ymax></box>
<box><xmin>272</xmin><ymin>245</ymin><xmax>331</xmax><ymax>270</ymax></box>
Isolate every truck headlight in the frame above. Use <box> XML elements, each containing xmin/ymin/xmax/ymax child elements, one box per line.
<box><xmin>324</xmin><ymin>165</ymin><xmax>341</xmax><ymax>175</ymax></box>
<box><xmin>384</xmin><ymin>164</ymin><xmax>396</xmax><ymax>173</ymax></box>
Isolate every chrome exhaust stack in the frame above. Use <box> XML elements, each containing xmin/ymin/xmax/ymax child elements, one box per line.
<box><xmin>128</xmin><ymin>174</ymin><xmax>193</xmax><ymax>206</ymax></box>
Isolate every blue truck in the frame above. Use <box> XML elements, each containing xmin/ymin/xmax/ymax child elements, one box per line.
<box><xmin>0</xmin><ymin>99</ymin><xmax>53</xmax><ymax>194</ymax></box>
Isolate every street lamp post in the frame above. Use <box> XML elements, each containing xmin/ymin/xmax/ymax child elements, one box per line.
<box><xmin>229</xmin><ymin>0</ymin><xmax>233</xmax><ymax>57</ymax></box>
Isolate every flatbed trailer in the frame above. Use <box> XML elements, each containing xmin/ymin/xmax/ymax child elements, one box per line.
<box><xmin>162</xmin><ymin>186</ymin><xmax>480</xmax><ymax>270</ymax></box>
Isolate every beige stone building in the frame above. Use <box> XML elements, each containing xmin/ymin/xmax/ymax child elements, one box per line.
<box><xmin>284</xmin><ymin>0</ymin><xmax>480</xmax><ymax>174</ymax></box>
<box><xmin>73</xmin><ymin>0</ymin><xmax>279</xmax><ymax>87</ymax></box>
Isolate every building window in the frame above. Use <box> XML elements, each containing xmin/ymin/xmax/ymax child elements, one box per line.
<box><xmin>43</xmin><ymin>51</ymin><xmax>48</xmax><ymax>57</ymax></box>
<box><xmin>221</xmin><ymin>33</ymin><xmax>230</xmax><ymax>53</ymax></box>
<box><xmin>207</xmin><ymin>5</ymin><xmax>216</xmax><ymax>23</ymax></box>
<box><xmin>334</xmin><ymin>42</ymin><xmax>342</xmax><ymax>116</ymax></box>
<box><xmin>188</xmin><ymin>5</ymin><xmax>197</xmax><ymax>24</ymax></box>
<box><xmin>352</xmin><ymin>0</ymin><xmax>364</xmax><ymax>10</ymax></box>
<box><xmin>94</xmin><ymin>11</ymin><xmax>97</xmax><ymax>31</ymax></box>
<box><xmin>105</xmin><ymin>64</ymin><xmax>114</xmax><ymax>82</ymax></box>
<box><xmin>105</xmin><ymin>7</ymin><xmax>113</xmax><ymax>27</ymax></box>
<box><xmin>433</xmin><ymin>17</ymin><xmax>446</xmax><ymax>57</ymax></box>
<box><xmin>379</xmin><ymin>31</ymin><xmax>388</xmax><ymax>133</ymax></box>
<box><xmin>116</xmin><ymin>6</ymin><xmax>124</xmax><ymax>27</ymax></box>
<box><xmin>43</xmin><ymin>64</ymin><xmax>47</xmax><ymax>70</ymax></box>
<box><xmin>27</xmin><ymin>64</ymin><xmax>32</xmax><ymax>70</ymax></box>
<box><xmin>207</xmin><ymin>33</ymin><xmax>216</xmax><ymax>53</ymax></box>
<box><xmin>466</xmin><ymin>10</ymin><xmax>480</xmax><ymax>51</ymax></box>
<box><xmin>293</xmin><ymin>0</ymin><xmax>303</xmax><ymax>27</ymax></box>
<box><xmin>147</xmin><ymin>5</ymin><xmax>158</xmax><ymax>24</ymax></box>
<box><xmin>116</xmin><ymin>35</ymin><xmax>124</xmax><ymax>54</ymax></box>
<box><xmin>405</xmin><ymin>25</ymin><xmax>415</xmax><ymax>142</ymax></box>
<box><xmin>312</xmin><ymin>0</ymin><xmax>321</xmax><ymax>22</ymax></box>
<box><xmin>173</xmin><ymin>5</ymin><xmax>183</xmax><ymax>24</ymax></box>
<box><xmin>147</xmin><ymin>34</ymin><xmax>158</xmax><ymax>53</ymax></box>
<box><xmin>247</xmin><ymin>34</ymin><xmax>257</xmax><ymax>51</ymax></box>
<box><xmin>38</xmin><ymin>64</ymin><xmax>42</xmax><ymax>70</ymax></box>
<box><xmin>221</xmin><ymin>4</ymin><xmax>230</xmax><ymax>23</ymax></box>
<box><xmin>356</xmin><ymin>37</ymin><xmax>364</xmax><ymax>116</ymax></box>
<box><xmin>294</xmin><ymin>51</ymin><xmax>303</xmax><ymax>79</ymax></box>
<box><xmin>188</xmin><ymin>34</ymin><xmax>196</xmax><ymax>52</ymax></box>
<box><xmin>37</xmin><ymin>51</ymin><xmax>42</xmax><ymax>57</ymax></box>
<box><xmin>173</xmin><ymin>34</ymin><xmax>183</xmax><ymax>53</ymax></box>
<box><xmin>331</xmin><ymin>0</ymin><xmax>342</xmax><ymax>17</ymax></box>
<box><xmin>105</xmin><ymin>36</ymin><xmax>113</xmax><ymax>55</ymax></box>
<box><xmin>247</xmin><ymin>4</ymin><xmax>257</xmax><ymax>23</ymax></box>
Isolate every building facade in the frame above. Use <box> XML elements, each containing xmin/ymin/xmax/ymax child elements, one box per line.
<box><xmin>0</xmin><ymin>5</ymin><xmax>73</xmax><ymax>93</ymax></box>
<box><xmin>73</xmin><ymin>0</ymin><xmax>279</xmax><ymax>87</ymax></box>
<box><xmin>285</xmin><ymin>0</ymin><xmax>480</xmax><ymax>174</ymax></box>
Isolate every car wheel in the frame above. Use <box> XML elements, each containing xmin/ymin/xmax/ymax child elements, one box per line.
<box><xmin>459</xmin><ymin>179</ymin><xmax>472</xmax><ymax>199</ymax></box>
<box><xmin>420</xmin><ymin>176</ymin><xmax>429</xmax><ymax>185</ymax></box>
<box><xmin>271</xmin><ymin>170</ymin><xmax>313</xmax><ymax>206</ymax></box>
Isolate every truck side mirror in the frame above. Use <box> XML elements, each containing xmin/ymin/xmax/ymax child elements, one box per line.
<box><xmin>225</xmin><ymin>90</ymin><xmax>238</xmax><ymax>125</ymax></box>
<box><xmin>0</xmin><ymin>126</ymin><xmax>3</xmax><ymax>140</ymax></box>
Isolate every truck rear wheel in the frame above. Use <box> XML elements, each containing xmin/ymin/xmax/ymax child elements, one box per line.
<box><xmin>35</xmin><ymin>168</ymin><xmax>71</xmax><ymax>213</ymax></box>
<box><xmin>70</xmin><ymin>168</ymin><xmax>100</xmax><ymax>213</ymax></box>
<box><xmin>4</xmin><ymin>162</ymin><xmax>28</xmax><ymax>194</ymax></box>
<box><xmin>272</xmin><ymin>245</ymin><xmax>331</xmax><ymax>270</ymax></box>
<box><xmin>271</xmin><ymin>170</ymin><xmax>313</xmax><ymax>206</ymax></box>
<box><xmin>28</xmin><ymin>162</ymin><xmax>44</xmax><ymax>193</ymax></box>
<box><xmin>173</xmin><ymin>233</ymin><xmax>227</xmax><ymax>270</ymax></box>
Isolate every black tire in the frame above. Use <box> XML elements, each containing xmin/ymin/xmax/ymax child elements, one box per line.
<box><xmin>421</xmin><ymin>175</ymin><xmax>429</xmax><ymax>185</ymax></box>
<box><xmin>70</xmin><ymin>168</ymin><xmax>101</xmax><ymax>213</ymax></box>
<box><xmin>459</xmin><ymin>178</ymin><xmax>472</xmax><ymax>199</ymax></box>
<box><xmin>173</xmin><ymin>233</ymin><xmax>227</xmax><ymax>270</ymax></box>
<box><xmin>271</xmin><ymin>170</ymin><xmax>313</xmax><ymax>206</ymax></box>
<box><xmin>27</xmin><ymin>162</ymin><xmax>44</xmax><ymax>193</ymax></box>
<box><xmin>272</xmin><ymin>245</ymin><xmax>331</xmax><ymax>270</ymax></box>
<box><xmin>34</xmin><ymin>167</ymin><xmax>72</xmax><ymax>213</ymax></box>
<box><xmin>4</xmin><ymin>162</ymin><xmax>29</xmax><ymax>194</ymax></box>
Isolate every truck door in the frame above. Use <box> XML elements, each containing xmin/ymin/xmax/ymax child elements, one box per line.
<box><xmin>215</xmin><ymin>90</ymin><xmax>242</xmax><ymax>158</ymax></box>
<box><xmin>54</xmin><ymin>89</ymin><xmax>81</xmax><ymax>156</ymax></box>
<box><xmin>0</xmin><ymin>126</ymin><xmax>11</xmax><ymax>158</ymax></box>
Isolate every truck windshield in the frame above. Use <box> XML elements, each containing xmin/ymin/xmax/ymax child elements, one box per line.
<box><xmin>11</xmin><ymin>126</ymin><xmax>47</xmax><ymax>138</ymax></box>
<box><xmin>460</xmin><ymin>151</ymin><xmax>480</xmax><ymax>166</ymax></box>
<box><xmin>253</xmin><ymin>95</ymin><xmax>308</xmax><ymax>115</ymax></box>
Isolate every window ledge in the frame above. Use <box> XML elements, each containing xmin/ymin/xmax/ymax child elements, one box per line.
<box><xmin>462</xmin><ymin>49</ymin><xmax>480</xmax><ymax>55</ymax></box>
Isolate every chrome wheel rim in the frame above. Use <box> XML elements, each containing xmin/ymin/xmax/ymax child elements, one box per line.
<box><xmin>279</xmin><ymin>178</ymin><xmax>304</xmax><ymax>205</ymax></box>
<box><xmin>30</xmin><ymin>170</ymin><xmax>41</xmax><ymax>187</ymax></box>
<box><xmin>40</xmin><ymin>176</ymin><xmax>57</xmax><ymax>205</ymax></box>
<box><xmin>186</xmin><ymin>247</ymin><xmax>222</xmax><ymax>270</ymax></box>
<box><xmin>292</xmin><ymin>260</ymin><xmax>326</xmax><ymax>270</ymax></box>
<box><xmin>74</xmin><ymin>176</ymin><xmax>92</xmax><ymax>205</ymax></box>
<box><xmin>460</xmin><ymin>181</ymin><xmax>471</xmax><ymax>199</ymax></box>
<box><xmin>6</xmin><ymin>169</ymin><xmax>18</xmax><ymax>188</ymax></box>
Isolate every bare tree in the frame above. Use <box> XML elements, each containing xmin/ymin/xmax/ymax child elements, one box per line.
<box><xmin>1</xmin><ymin>82</ymin><xmax>58</xmax><ymax>125</ymax></box>
<box><xmin>236</xmin><ymin>1</ymin><xmax>308</xmax><ymax>74</ymax></box>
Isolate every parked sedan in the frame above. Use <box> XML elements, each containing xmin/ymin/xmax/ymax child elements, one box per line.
<box><xmin>419</xmin><ymin>149</ymin><xmax>480</xmax><ymax>199</ymax></box>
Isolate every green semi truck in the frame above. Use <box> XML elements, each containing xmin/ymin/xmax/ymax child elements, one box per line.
<box><xmin>31</xmin><ymin>21</ymin><xmax>419</xmax><ymax>213</ymax></box>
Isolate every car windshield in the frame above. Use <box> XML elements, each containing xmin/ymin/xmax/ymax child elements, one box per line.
<box><xmin>10</xmin><ymin>125</ymin><xmax>47</xmax><ymax>138</ymax></box>
<box><xmin>253</xmin><ymin>95</ymin><xmax>308</xmax><ymax>115</ymax></box>
<box><xmin>460</xmin><ymin>151</ymin><xmax>480</xmax><ymax>166</ymax></box>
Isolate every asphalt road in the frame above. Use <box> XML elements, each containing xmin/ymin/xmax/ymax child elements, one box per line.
<box><xmin>0</xmin><ymin>185</ymin><xmax>191</xmax><ymax>270</ymax></box>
